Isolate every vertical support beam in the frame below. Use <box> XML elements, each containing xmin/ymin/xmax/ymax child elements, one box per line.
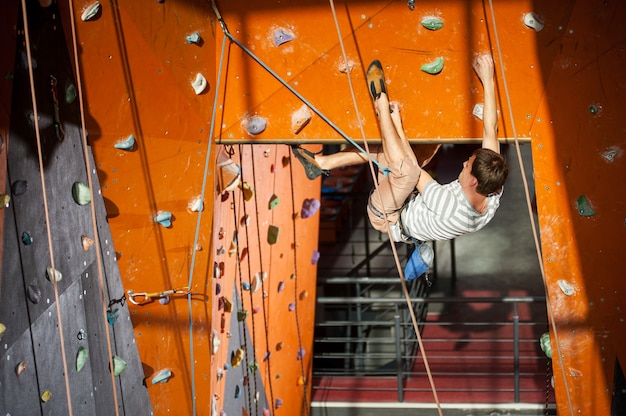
<box><xmin>394</xmin><ymin>315</ymin><xmax>404</xmax><ymax>402</ymax></box>
<box><xmin>513</xmin><ymin>302</ymin><xmax>520</xmax><ymax>403</ymax></box>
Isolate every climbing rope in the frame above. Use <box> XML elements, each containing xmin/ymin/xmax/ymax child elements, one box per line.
<box><xmin>486</xmin><ymin>0</ymin><xmax>573</xmax><ymax>413</ymax></box>
<box><xmin>208</xmin><ymin>0</ymin><xmax>390</xmax><ymax>176</ymax></box>
<box><xmin>65</xmin><ymin>0</ymin><xmax>123</xmax><ymax>413</ymax></box>
<box><xmin>327</xmin><ymin>1</ymin><xmax>445</xmax><ymax>414</ymax></box>
<box><xmin>20</xmin><ymin>0</ymin><xmax>73</xmax><ymax>413</ymax></box>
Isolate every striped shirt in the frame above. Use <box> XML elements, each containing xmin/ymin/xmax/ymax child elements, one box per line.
<box><xmin>389</xmin><ymin>179</ymin><xmax>502</xmax><ymax>242</ymax></box>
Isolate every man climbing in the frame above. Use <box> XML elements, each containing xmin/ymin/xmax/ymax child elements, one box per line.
<box><xmin>293</xmin><ymin>54</ymin><xmax>508</xmax><ymax>247</ymax></box>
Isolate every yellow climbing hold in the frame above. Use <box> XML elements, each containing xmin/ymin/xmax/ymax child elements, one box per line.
<box><xmin>41</xmin><ymin>390</ymin><xmax>52</xmax><ymax>403</ymax></box>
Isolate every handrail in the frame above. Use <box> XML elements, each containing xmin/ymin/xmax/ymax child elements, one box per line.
<box><xmin>317</xmin><ymin>295</ymin><xmax>545</xmax><ymax>304</ymax></box>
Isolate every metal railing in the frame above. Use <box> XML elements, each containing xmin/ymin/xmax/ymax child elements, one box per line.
<box><xmin>313</xmin><ymin>289</ymin><xmax>550</xmax><ymax>404</ymax></box>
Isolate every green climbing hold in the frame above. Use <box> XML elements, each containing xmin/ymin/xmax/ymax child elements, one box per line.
<box><xmin>112</xmin><ymin>355</ymin><xmax>127</xmax><ymax>376</ymax></box>
<box><xmin>76</xmin><ymin>346</ymin><xmax>88</xmax><ymax>372</ymax></box>
<box><xmin>237</xmin><ymin>309</ymin><xmax>248</xmax><ymax>322</ymax></box>
<box><xmin>269</xmin><ymin>194</ymin><xmax>280</xmax><ymax>210</ymax></box>
<box><xmin>248</xmin><ymin>361</ymin><xmax>258</xmax><ymax>373</ymax></box>
<box><xmin>268</xmin><ymin>225</ymin><xmax>279</xmax><ymax>245</ymax></box>
<box><xmin>576</xmin><ymin>195</ymin><xmax>596</xmax><ymax>217</ymax></box>
<box><xmin>421</xmin><ymin>16</ymin><xmax>444</xmax><ymax>31</ymax></box>
<box><xmin>421</xmin><ymin>57</ymin><xmax>444</xmax><ymax>75</ymax></box>
<box><xmin>65</xmin><ymin>84</ymin><xmax>77</xmax><ymax>104</ymax></box>
<box><xmin>22</xmin><ymin>231</ymin><xmax>33</xmax><ymax>246</ymax></box>
<box><xmin>72</xmin><ymin>182</ymin><xmax>91</xmax><ymax>205</ymax></box>
<box><xmin>540</xmin><ymin>332</ymin><xmax>552</xmax><ymax>358</ymax></box>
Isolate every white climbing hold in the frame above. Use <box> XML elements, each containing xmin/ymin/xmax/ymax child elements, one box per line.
<box><xmin>46</xmin><ymin>266</ymin><xmax>63</xmax><ymax>283</ymax></box>
<box><xmin>188</xmin><ymin>195</ymin><xmax>204</xmax><ymax>212</ymax></box>
<box><xmin>186</xmin><ymin>32</ymin><xmax>202</xmax><ymax>45</ymax></box>
<box><xmin>191</xmin><ymin>73</ymin><xmax>208</xmax><ymax>95</ymax></box>
<box><xmin>246</xmin><ymin>116</ymin><xmax>267</xmax><ymax>135</ymax></box>
<box><xmin>291</xmin><ymin>105</ymin><xmax>312</xmax><ymax>134</ymax></box>
<box><xmin>152</xmin><ymin>368</ymin><xmax>173</xmax><ymax>384</ymax></box>
<box><xmin>523</xmin><ymin>12</ymin><xmax>544</xmax><ymax>32</ymax></box>
<box><xmin>211</xmin><ymin>330</ymin><xmax>220</xmax><ymax>355</ymax></box>
<box><xmin>472</xmin><ymin>103</ymin><xmax>484</xmax><ymax>120</ymax></box>
<box><xmin>557</xmin><ymin>279</ymin><xmax>575</xmax><ymax>296</ymax></box>
<box><xmin>81</xmin><ymin>1</ymin><xmax>101</xmax><ymax>22</ymax></box>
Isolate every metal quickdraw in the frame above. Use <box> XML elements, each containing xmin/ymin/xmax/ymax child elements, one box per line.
<box><xmin>127</xmin><ymin>287</ymin><xmax>190</xmax><ymax>306</ymax></box>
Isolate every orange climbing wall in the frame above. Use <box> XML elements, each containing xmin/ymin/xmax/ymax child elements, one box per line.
<box><xmin>1</xmin><ymin>0</ymin><xmax>622</xmax><ymax>414</ymax></box>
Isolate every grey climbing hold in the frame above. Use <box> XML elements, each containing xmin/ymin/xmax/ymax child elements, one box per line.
<box><xmin>557</xmin><ymin>279</ymin><xmax>575</xmax><ymax>296</ymax></box>
<box><xmin>152</xmin><ymin>368</ymin><xmax>173</xmax><ymax>384</ymax></box>
<box><xmin>421</xmin><ymin>16</ymin><xmax>444</xmax><ymax>31</ymax></box>
<box><xmin>246</xmin><ymin>116</ymin><xmax>267</xmax><ymax>135</ymax></box>
<box><xmin>81</xmin><ymin>1</ymin><xmax>101</xmax><ymax>22</ymax></box>
<box><xmin>421</xmin><ymin>57</ymin><xmax>444</xmax><ymax>75</ymax></box>
<box><xmin>76</xmin><ymin>346</ymin><xmax>88</xmax><ymax>372</ymax></box>
<box><xmin>114</xmin><ymin>134</ymin><xmax>135</xmax><ymax>150</ymax></box>
<box><xmin>72</xmin><ymin>182</ymin><xmax>91</xmax><ymax>205</ymax></box>
<box><xmin>154</xmin><ymin>211</ymin><xmax>173</xmax><ymax>227</ymax></box>
<box><xmin>273</xmin><ymin>28</ymin><xmax>295</xmax><ymax>47</ymax></box>
<box><xmin>576</xmin><ymin>195</ymin><xmax>596</xmax><ymax>217</ymax></box>
<box><xmin>22</xmin><ymin>231</ymin><xmax>33</xmax><ymax>246</ymax></box>
<box><xmin>186</xmin><ymin>32</ymin><xmax>202</xmax><ymax>45</ymax></box>
<box><xmin>523</xmin><ymin>12</ymin><xmax>544</xmax><ymax>32</ymax></box>
<box><xmin>27</xmin><ymin>284</ymin><xmax>41</xmax><ymax>304</ymax></box>
<box><xmin>112</xmin><ymin>355</ymin><xmax>127</xmax><ymax>376</ymax></box>
<box><xmin>11</xmin><ymin>180</ymin><xmax>28</xmax><ymax>196</ymax></box>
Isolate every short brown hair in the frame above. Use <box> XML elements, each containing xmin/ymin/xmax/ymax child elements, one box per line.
<box><xmin>471</xmin><ymin>148</ymin><xmax>508</xmax><ymax>196</ymax></box>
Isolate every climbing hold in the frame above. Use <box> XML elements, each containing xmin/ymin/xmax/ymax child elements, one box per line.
<box><xmin>275</xmin><ymin>398</ymin><xmax>283</xmax><ymax>409</ymax></box>
<box><xmin>154</xmin><ymin>211</ymin><xmax>173</xmax><ymax>227</ymax></box>
<box><xmin>112</xmin><ymin>356</ymin><xmax>127</xmax><ymax>376</ymax></box>
<box><xmin>191</xmin><ymin>73</ymin><xmax>208</xmax><ymax>95</ymax></box>
<box><xmin>237</xmin><ymin>309</ymin><xmax>248</xmax><ymax>322</ymax></box>
<box><xmin>311</xmin><ymin>250</ymin><xmax>320</xmax><ymax>265</ymax></box>
<box><xmin>290</xmin><ymin>273</ymin><xmax>296</xmax><ymax>280</ymax></box>
<box><xmin>16</xmin><ymin>361</ymin><xmax>27</xmax><ymax>377</ymax></box>
<box><xmin>27</xmin><ymin>284</ymin><xmax>41</xmax><ymax>304</ymax></box>
<box><xmin>268</xmin><ymin>225</ymin><xmax>280</xmax><ymax>245</ymax></box>
<box><xmin>472</xmin><ymin>103</ymin><xmax>484</xmax><ymax>120</ymax></box>
<box><xmin>212</xmin><ymin>330</ymin><xmax>220</xmax><ymax>354</ymax></box>
<box><xmin>589</xmin><ymin>104</ymin><xmax>599</xmax><ymax>114</ymax></box>
<box><xmin>81</xmin><ymin>235</ymin><xmax>94</xmax><ymax>251</ymax></box>
<box><xmin>183</xmin><ymin>195</ymin><xmax>204</xmax><ymax>213</ymax></box>
<box><xmin>297</xmin><ymin>376</ymin><xmax>305</xmax><ymax>386</ymax></box>
<box><xmin>576</xmin><ymin>195</ymin><xmax>596</xmax><ymax>217</ymax></box>
<box><xmin>152</xmin><ymin>368</ymin><xmax>173</xmax><ymax>384</ymax></box>
<box><xmin>46</xmin><ymin>266</ymin><xmax>62</xmax><ymax>283</ymax></box>
<box><xmin>158</xmin><ymin>295</ymin><xmax>169</xmax><ymax>305</ymax></box>
<box><xmin>269</xmin><ymin>194</ymin><xmax>280</xmax><ymax>210</ymax></box>
<box><xmin>299</xmin><ymin>290</ymin><xmax>308</xmax><ymax>301</ymax></box>
<box><xmin>263</xmin><ymin>351</ymin><xmax>271</xmax><ymax>362</ymax></box>
<box><xmin>231</xmin><ymin>348</ymin><xmax>244</xmax><ymax>367</ymax></box>
<box><xmin>214</xmin><ymin>262</ymin><xmax>222</xmax><ymax>279</ymax></box>
<box><xmin>22</xmin><ymin>231</ymin><xmax>33</xmax><ymax>246</ymax></box>
<box><xmin>297</xmin><ymin>347</ymin><xmax>305</xmax><ymax>360</ymax></box>
<box><xmin>540</xmin><ymin>332</ymin><xmax>552</xmax><ymax>358</ymax></box>
<box><xmin>421</xmin><ymin>57</ymin><xmax>444</xmax><ymax>75</ymax></box>
<box><xmin>277</xmin><ymin>281</ymin><xmax>285</xmax><ymax>293</ymax></box>
<box><xmin>242</xmin><ymin>281</ymin><xmax>251</xmax><ymax>291</ymax></box>
<box><xmin>107</xmin><ymin>308</ymin><xmax>120</xmax><ymax>325</ymax></box>
<box><xmin>421</xmin><ymin>16</ymin><xmax>444</xmax><ymax>31</ymax></box>
<box><xmin>288</xmin><ymin>302</ymin><xmax>295</xmax><ymax>311</ymax></box>
<box><xmin>240</xmin><ymin>215</ymin><xmax>250</xmax><ymax>227</ymax></box>
<box><xmin>11</xmin><ymin>180</ymin><xmax>28</xmax><ymax>196</ymax></box>
<box><xmin>252</xmin><ymin>273</ymin><xmax>262</xmax><ymax>293</ymax></box>
<box><xmin>217</xmin><ymin>153</ymin><xmax>241</xmax><ymax>193</ymax></box>
<box><xmin>219</xmin><ymin>227</ymin><xmax>226</xmax><ymax>239</ymax></box>
<box><xmin>186</xmin><ymin>31</ymin><xmax>203</xmax><ymax>45</ymax></box>
<box><xmin>273</xmin><ymin>28</ymin><xmax>295</xmax><ymax>47</ymax></box>
<box><xmin>249</xmin><ymin>361</ymin><xmax>258</xmax><ymax>373</ymax></box>
<box><xmin>234</xmin><ymin>384</ymin><xmax>241</xmax><ymax>399</ymax></box>
<box><xmin>114</xmin><ymin>134</ymin><xmax>135</xmax><ymax>150</ymax></box>
<box><xmin>263</xmin><ymin>408</ymin><xmax>270</xmax><ymax>416</ymax></box>
<box><xmin>72</xmin><ymin>182</ymin><xmax>91</xmax><ymax>206</ymax></box>
<box><xmin>0</xmin><ymin>194</ymin><xmax>10</xmax><ymax>208</ymax></box>
<box><xmin>216</xmin><ymin>283</ymin><xmax>221</xmax><ymax>295</ymax></box>
<box><xmin>65</xmin><ymin>84</ymin><xmax>77</xmax><ymax>104</ymax></box>
<box><xmin>223</xmin><ymin>297</ymin><xmax>233</xmax><ymax>313</ymax></box>
<box><xmin>0</xmin><ymin>323</ymin><xmax>5</xmax><ymax>340</ymax></box>
<box><xmin>291</xmin><ymin>105</ymin><xmax>312</xmax><ymax>134</ymax></box>
<box><xmin>523</xmin><ymin>12</ymin><xmax>544</xmax><ymax>32</ymax></box>
<box><xmin>81</xmin><ymin>1</ymin><xmax>101</xmax><ymax>21</ymax></box>
<box><xmin>252</xmin><ymin>306</ymin><xmax>261</xmax><ymax>315</ymax></box>
<box><xmin>602</xmin><ymin>148</ymin><xmax>618</xmax><ymax>162</ymax></box>
<box><xmin>246</xmin><ymin>116</ymin><xmax>267</xmax><ymax>135</ymax></box>
<box><xmin>282</xmin><ymin>156</ymin><xmax>290</xmax><ymax>168</ymax></box>
<box><xmin>275</xmin><ymin>342</ymin><xmax>283</xmax><ymax>351</ymax></box>
<box><xmin>241</xmin><ymin>182</ymin><xmax>254</xmax><ymax>201</ymax></box>
<box><xmin>228</xmin><ymin>241</ymin><xmax>237</xmax><ymax>256</ymax></box>
<box><xmin>216</xmin><ymin>367</ymin><xmax>224</xmax><ymax>381</ymax></box>
<box><xmin>240</xmin><ymin>247</ymin><xmax>248</xmax><ymax>262</ymax></box>
<box><xmin>557</xmin><ymin>279</ymin><xmax>575</xmax><ymax>296</ymax></box>
<box><xmin>76</xmin><ymin>346</ymin><xmax>88</xmax><ymax>372</ymax></box>
<box><xmin>41</xmin><ymin>390</ymin><xmax>52</xmax><ymax>403</ymax></box>
<box><xmin>301</xmin><ymin>198</ymin><xmax>320</xmax><ymax>219</ymax></box>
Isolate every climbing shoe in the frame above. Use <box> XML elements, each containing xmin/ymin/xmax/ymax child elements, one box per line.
<box><xmin>366</xmin><ymin>59</ymin><xmax>387</xmax><ymax>100</ymax></box>
<box><xmin>291</xmin><ymin>146</ymin><xmax>329</xmax><ymax>180</ymax></box>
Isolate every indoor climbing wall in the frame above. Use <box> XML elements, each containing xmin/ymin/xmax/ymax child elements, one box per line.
<box><xmin>0</xmin><ymin>1</ymin><xmax>151</xmax><ymax>414</ymax></box>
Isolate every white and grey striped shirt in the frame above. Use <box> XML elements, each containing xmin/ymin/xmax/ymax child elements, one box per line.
<box><xmin>389</xmin><ymin>180</ymin><xmax>502</xmax><ymax>243</ymax></box>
